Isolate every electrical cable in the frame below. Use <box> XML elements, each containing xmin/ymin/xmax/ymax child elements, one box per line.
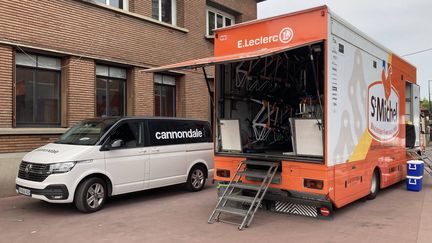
<box><xmin>401</xmin><ymin>47</ymin><xmax>432</xmax><ymax>57</ymax></box>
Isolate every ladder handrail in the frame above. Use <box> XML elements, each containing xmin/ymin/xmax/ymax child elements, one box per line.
<box><xmin>208</xmin><ymin>161</ymin><xmax>245</xmax><ymax>223</ymax></box>
<box><xmin>238</xmin><ymin>164</ymin><xmax>275</xmax><ymax>229</ymax></box>
<box><xmin>208</xmin><ymin>159</ymin><xmax>280</xmax><ymax>230</ymax></box>
<box><xmin>244</xmin><ymin>165</ymin><xmax>279</xmax><ymax>229</ymax></box>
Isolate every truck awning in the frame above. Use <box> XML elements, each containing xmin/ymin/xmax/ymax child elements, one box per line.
<box><xmin>144</xmin><ymin>45</ymin><xmax>295</xmax><ymax>73</ymax></box>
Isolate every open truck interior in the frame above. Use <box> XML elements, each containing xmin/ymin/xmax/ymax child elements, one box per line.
<box><xmin>215</xmin><ymin>42</ymin><xmax>325</xmax><ymax>162</ymax></box>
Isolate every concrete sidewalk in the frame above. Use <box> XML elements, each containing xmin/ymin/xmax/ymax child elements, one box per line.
<box><xmin>0</xmin><ymin>176</ymin><xmax>431</xmax><ymax>243</ymax></box>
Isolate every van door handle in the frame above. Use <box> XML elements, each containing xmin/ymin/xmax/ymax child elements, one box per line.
<box><xmin>139</xmin><ymin>150</ymin><xmax>147</xmax><ymax>154</ymax></box>
<box><xmin>151</xmin><ymin>148</ymin><xmax>159</xmax><ymax>152</ymax></box>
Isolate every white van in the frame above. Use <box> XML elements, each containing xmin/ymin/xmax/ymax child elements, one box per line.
<box><xmin>15</xmin><ymin>117</ymin><xmax>214</xmax><ymax>213</ymax></box>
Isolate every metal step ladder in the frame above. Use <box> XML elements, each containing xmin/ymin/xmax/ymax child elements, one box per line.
<box><xmin>407</xmin><ymin>149</ymin><xmax>432</xmax><ymax>176</ymax></box>
<box><xmin>208</xmin><ymin>159</ymin><xmax>279</xmax><ymax>230</ymax></box>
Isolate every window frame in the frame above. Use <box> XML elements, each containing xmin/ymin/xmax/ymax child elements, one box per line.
<box><xmin>152</xmin><ymin>0</ymin><xmax>177</xmax><ymax>26</ymax></box>
<box><xmin>154</xmin><ymin>74</ymin><xmax>176</xmax><ymax>117</ymax></box>
<box><xmin>15</xmin><ymin>53</ymin><xmax>62</xmax><ymax>127</ymax></box>
<box><xmin>96</xmin><ymin>65</ymin><xmax>127</xmax><ymax>117</ymax></box>
<box><xmin>103</xmin><ymin>119</ymin><xmax>145</xmax><ymax>149</ymax></box>
<box><xmin>94</xmin><ymin>0</ymin><xmax>129</xmax><ymax>11</ymax></box>
<box><xmin>206</xmin><ymin>6</ymin><xmax>235</xmax><ymax>37</ymax></box>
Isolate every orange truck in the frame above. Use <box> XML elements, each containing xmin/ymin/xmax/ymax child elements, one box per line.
<box><xmin>147</xmin><ymin>5</ymin><xmax>419</xmax><ymax>225</ymax></box>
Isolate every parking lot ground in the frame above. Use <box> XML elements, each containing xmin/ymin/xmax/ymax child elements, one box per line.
<box><xmin>0</xmin><ymin>176</ymin><xmax>431</xmax><ymax>243</ymax></box>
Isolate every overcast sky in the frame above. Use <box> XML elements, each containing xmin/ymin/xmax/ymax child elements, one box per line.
<box><xmin>258</xmin><ymin>0</ymin><xmax>432</xmax><ymax>99</ymax></box>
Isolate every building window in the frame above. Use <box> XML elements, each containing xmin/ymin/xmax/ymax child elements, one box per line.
<box><xmin>15</xmin><ymin>53</ymin><xmax>61</xmax><ymax>127</ymax></box>
<box><xmin>94</xmin><ymin>0</ymin><xmax>129</xmax><ymax>11</ymax></box>
<box><xmin>96</xmin><ymin>65</ymin><xmax>127</xmax><ymax>117</ymax></box>
<box><xmin>206</xmin><ymin>6</ymin><xmax>235</xmax><ymax>36</ymax></box>
<box><xmin>154</xmin><ymin>74</ymin><xmax>176</xmax><ymax>117</ymax></box>
<box><xmin>152</xmin><ymin>0</ymin><xmax>177</xmax><ymax>25</ymax></box>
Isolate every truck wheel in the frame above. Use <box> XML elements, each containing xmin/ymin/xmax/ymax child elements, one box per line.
<box><xmin>75</xmin><ymin>177</ymin><xmax>107</xmax><ymax>213</ymax></box>
<box><xmin>186</xmin><ymin>165</ymin><xmax>207</xmax><ymax>192</ymax></box>
<box><xmin>367</xmin><ymin>170</ymin><xmax>380</xmax><ymax>200</ymax></box>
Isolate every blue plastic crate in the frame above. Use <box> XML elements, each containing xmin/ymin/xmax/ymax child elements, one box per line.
<box><xmin>406</xmin><ymin>175</ymin><xmax>423</xmax><ymax>192</ymax></box>
<box><xmin>407</xmin><ymin>160</ymin><xmax>424</xmax><ymax>177</ymax></box>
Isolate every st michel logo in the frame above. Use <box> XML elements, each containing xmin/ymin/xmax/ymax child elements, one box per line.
<box><xmin>368</xmin><ymin>62</ymin><xmax>399</xmax><ymax>142</ymax></box>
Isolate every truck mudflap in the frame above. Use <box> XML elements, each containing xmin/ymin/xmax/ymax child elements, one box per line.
<box><xmin>216</xmin><ymin>182</ymin><xmax>333</xmax><ymax>220</ymax></box>
<box><xmin>252</xmin><ymin>189</ymin><xmax>333</xmax><ymax>219</ymax></box>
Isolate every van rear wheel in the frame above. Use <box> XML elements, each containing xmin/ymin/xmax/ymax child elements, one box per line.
<box><xmin>186</xmin><ymin>165</ymin><xmax>206</xmax><ymax>192</ymax></box>
<box><xmin>75</xmin><ymin>177</ymin><xmax>107</xmax><ymax>213</ymax></box>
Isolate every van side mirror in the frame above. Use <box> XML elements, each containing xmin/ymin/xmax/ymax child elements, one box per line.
<box><xmin>110</xmin><ymin>139</ymin><xmax>124</xmax><ymax>149</ymax></box>
<box><xmin>101</xmin><ymin>139</ymin><xmax>124</xmax><ymax>151</ymax></box>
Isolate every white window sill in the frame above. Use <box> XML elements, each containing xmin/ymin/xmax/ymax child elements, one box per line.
<box><xmin>80</xmin><ymin>0</ymin><xmax>189</xmax><ymax>33</ymax></box>
<box><xmin>205</xmin><ymin>35</ymin><xmax>215</xmax><ymax>43</ymax></box>
<box><xmin>0</xmin><ymin>128</ymin><xmax>68</xmax><ymax>135</ymax></box>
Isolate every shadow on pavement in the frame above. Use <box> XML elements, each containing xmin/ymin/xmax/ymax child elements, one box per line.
<box><xmin>105</xmin><ymin>182</ymin><xmax>213</xmax><ymax>208</ymax></box>
<box><xmin>332</xmin><ymin>180</ymin><xmax>406</xmax><ymax>217</ymax></box>
<box><xmin>12</xmin><ymin>180</ymin><xmax>216</xmax><ymax>215</ymax></box>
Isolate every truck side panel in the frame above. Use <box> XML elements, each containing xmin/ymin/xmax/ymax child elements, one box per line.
<box><xmin>327</xmin><ymin>17</ymin><xmax>415</xmax><ymax>207</ymax></box>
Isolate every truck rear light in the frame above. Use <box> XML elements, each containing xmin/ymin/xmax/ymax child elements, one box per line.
<box><xmin>304</xmin><ymin>178</ymin><xmax>324</xmax><ymax>190</ymax></box>
<box><xmin>319</xmin><ymin>206</ymin><xmax>331</xmax><ymax>217</ymax></box>
<box><xmin>216</xmin><ymin>169</ymin><xmax>230</xmax><ymax>178</ymax></box>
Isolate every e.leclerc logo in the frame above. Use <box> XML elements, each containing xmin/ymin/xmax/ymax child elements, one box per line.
<box><xmin>237</xmin><ymin>27</ymin><xmax>294</xmax><ymax>49</ymax></box>
<box><xmin>367</xmin><ymin>65</ymin><xmax>399</xmax><ymax>142</ymax></box>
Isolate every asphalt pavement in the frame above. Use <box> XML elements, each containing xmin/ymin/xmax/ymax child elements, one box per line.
<box><xmin>0</xmin><ymin>175</ymin><xmax>431</xmax><ymax>243</ymax></box>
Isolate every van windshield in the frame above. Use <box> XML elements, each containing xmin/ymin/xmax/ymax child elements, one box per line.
<box><xmin>55</xmin><ymin>118</ymin><xmax>118</xmax><ymax>145</ymax></box>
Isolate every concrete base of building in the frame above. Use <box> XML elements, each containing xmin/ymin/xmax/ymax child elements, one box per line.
<box><xmin>0</xmin><ymin>152</ymin><xmax>26</xmax><ymax>197</ymax></box>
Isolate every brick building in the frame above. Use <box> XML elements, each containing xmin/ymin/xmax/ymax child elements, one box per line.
<box><xmin>0</xmin><ymin>0</ymin><xmax>262</xmax><ymax>196</ymax></box>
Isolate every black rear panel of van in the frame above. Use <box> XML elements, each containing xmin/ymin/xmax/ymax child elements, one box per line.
<box><xmin>147</xmin><ymin>119</ymin><xmax>212</xmax><ymax>146</ymax></box>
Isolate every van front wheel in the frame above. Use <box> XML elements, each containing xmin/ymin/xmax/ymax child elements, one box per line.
<box><xmin>75</xmin><ymin>177</ymin><xmax>107</xmax><ymax>213</ymax></box>
<box><xmin>186</xmin><ymin>165</ymin><xmax>206</xmax><ymax>192</ymax></box>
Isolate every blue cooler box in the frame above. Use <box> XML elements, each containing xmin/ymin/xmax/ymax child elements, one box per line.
<box><xmin>407</xmin><ymin>160</ymin><xmax>424</xmax><ymax>177</ymax></box>
<box><xmin>406</xmin><ymin>175</ymin><xmax>423</xmax><ymax>192</ymax></box>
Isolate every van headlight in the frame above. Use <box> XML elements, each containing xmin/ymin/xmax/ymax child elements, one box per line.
<box><xmin>48</xmin><ymin>162</ymin><xmax>76</xmax><ymax>174</ymax></box>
